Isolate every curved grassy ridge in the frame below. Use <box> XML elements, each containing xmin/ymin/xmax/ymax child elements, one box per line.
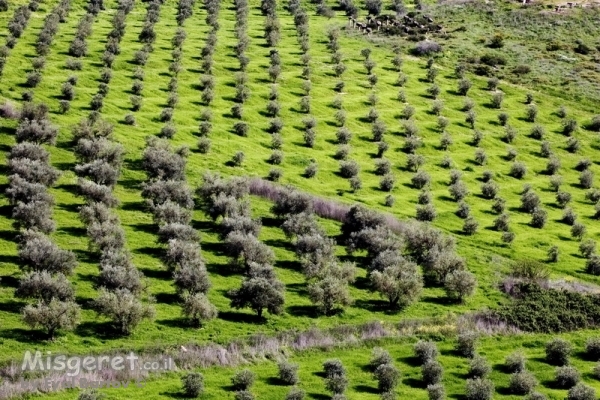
<box><xmin>28</xmin><ymin>332</ymin><xmax>600</xmax><ymax>400</ymax></box>
<box><xmin>0</xmin><ymin>0</ymin><xmax>598</xmax><ymax>365</ymax></box>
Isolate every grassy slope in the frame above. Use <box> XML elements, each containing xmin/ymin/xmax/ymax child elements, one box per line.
<box><xmin>0</xmin><ymin>0</ymin><xmax>598</xmax><ymax>383</ymax></box>
<box><xmin>33</xmin><ymin>333</ymin><xmax>600</xmax><ymax>399</ymax></box>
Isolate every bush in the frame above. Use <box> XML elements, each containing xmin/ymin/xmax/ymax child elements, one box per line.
<box><xmin>585</xmin><ymin>338</ymin><xmax>600</xmax><ymax>361</ymax></box>
<box><xmin>481</xmin><ymin>181</ymin><xmax>498</xmax><ymax>199</ymax></box>
<box><xmin>469</xmin><ymin>356</ymin><xmax>491</xmax><ymax>378</ymax></box>
<box><xmin>474</xmin><ymin>148</ymin><xmax>487</xmax><ymax>165</ymax></box>
<box><xmin>509</xmin><ymin>370</ymin><xmax>537</xmax><ymax>395</ymax></box>
<box><xmin>555</xmin><ymin>366</ymin><xmax>580</xmax><ymax>388</ymax></box>
<box><xmin>234</xmin><ymin>391</ymin><xmax>254</xmax><ymax>400</ymax></box>
<box><xmin>579</xmin><ymin>239</ymin><xmax>596</xmax><ymax>258</ymax></box>
<box><xmin>16</xmin><ymin>271</ymin><xmax>74</xmax><ymax>303</ymax></box>
<box><xmin>445</xmin><ymin>269</ymin><xmax>476</xmax><ymax>301</ymax></box>
<box><xmin>571</xmin><ymin>222</ymin><xmax>586</xmax><ymax>240</ymax></box>
<box><xmin>562</xmin><ymin>118</ymin><xmax>578</xmax><ymax>135</ymax></box>
<box><xmin>567</xmin><ymin>383</ymin><xmax>596</xmax><ymax>400</ymax></box>
<box><xmin>530</xmin><ymin>125</ymin><xmax>545</xmax><ymax>140</ymax></box>
<box><xmin>566</xmin><ymin>137</ymin><xmax>580</xmax><ymax>153</ymax></box>
<box><xmin>336</xmin><ymin>127</ymin><xmax>352</xmax><ymax>144</ymax></box>
<box><xmin>232</xmin><ymin>369</ymin><xmax>255</xmax><ymax>391</ymax></box>
<box><xmin>380</xmin><ymin>174</ymin><xmax>395</xmax><ymax>192</ymax></box>
<box><xmin>326</xmin><ymin>374</ymin><xmax>348</xmax><ymax>395</ymax></box>
<box><xmin>18</xmin><ymin>230</ymin><xmax>77</xmax><ymax>274</ymax></box>
<box><xmin>374</xmin><ymin>363</ymin><xmax>400</xmax><ymax>393</ymax></box>
<box><xmin>462</xmin><ymin>216</ymin><xmax>478</xmax><ymax>235</ymax></box>
<box><xmin>182</xmin><ymin>372</ymin><xmax>204</xmax><ymax>397</ymax></box>
<box><xmin>414</xmin><ymin>341</ymin><xmax>438</xmax><ymax>364</ymax></box>
<box><xmin>456</xmin><ymin>201</ymin><xmax>470</xmax><ymax>219</ymax></box>
<box><xmin>23</xmin><ymin>299</ymin><xmax>80</xmax><ymax>339</ymax></box>
<box><xmin>491</xmin><ymin>92</ymin><xmax>503</xmax><ymax>108</ymax></box>
<box><xmin>510</xmin><ymin>162</ymin><xmax>527</xmax><ymax>179</ymax></box>
<box><xmin>182</xmin><ymin>293</ymin><xmax>217</xmax><ymax>327</ymax></box>
<box><xmin>563</xmin><ymin>207</ymin><xmax>577</xmax><ymax>225</ymax></box>
<box><xmin>427</xmin><ymin>384</ymin><xmax>445</xmax><ymax>400</ymax></box>
<box><xmin>449</xmin><ymin>181</ymin><xmax>468</xmax><ymax>202</ymax></box>
<box><xmin>546</xmin><ymin>338</ymin><xmax>572</xmax><ymax>365</ymax></box>
<box><xmin>545</xmin><ymin>245</ymin><xmax>559</xmax><ymax>263</ymax></box>
<box><xmin>456</xmin><ymin>331</ymin><xmax>478</xmax><ymax>358</ymax></box>
<box><xmin>422</xmin><ymin>360</ymin><xmax>443</xmax><ymax>386</ymax></box>
<box><xmin>278</xmin><ymin>361</ymin><xmax>299</xmax><ymax>385</ymax></box>
<box><xmin>530</xmin><ymin>207</ymin><xmax>547</xmax><ymax>228</ymax></box>
<box><xmin>505</xmin><ymin>351</ymin><xmax>526</xmax><ymax>373</ymax></box>
<box><xmin>586</xmin><ymin>256</ymin><xmax>600</xmax><ymax>275</ymax></box>
<box><xmin>411</xmin><ymin>171</ymin><xmax>431</xmax><ymax>189</ymax></box>
<box><xmin>9</xmin><ymin>116</ymin><xmax>51</xmax><ymax>145</ymax></box>
<box><xmin>416</xmin><ymin>204</ymin><xmax>436</xmax><ymax>222</ymax></box>
<box><xmin>457</xmin><ymin>79</ymin><xmax>472</xmax><ymax>96</ymax></box>
<box><xmin>580</xmin><ymin>170</ymin><xmax>594</xmax><ymax>189</ymax></box>
<box><xmin>323</xmin><ymin>359</ymin><xmax>345</xmax><ymax>379</ymax></box>
<box><xmin>466</xmin><ymin>378</ymin><xmax>494</xmax><ymax>400</ymax></box>
<box><xmin>94</xmin><ymin>288</ymin><xmax>154</xmax><ymax>335</ymax></box>
<box><xmin>231</xmin><ymin>151</ymin><xmax>245</xmax><ymax>167</ymax></box>
<box><xmin>588</xmin><ymin>115</ymin><xmax>600</xmax><ymax>132</ymax></box>
<box><xmin>285</xmin><ymin>387</ymin><xmax>305</xmax><ymax>400</ymax></box>
<box><xmin>339</xmin><ymin>160</ymin><xmax>359</xmax><ymax>178</ymax></box>
<box><xmin>413</xmin><ymin>41</ymin><xmax>442</xmax><ymax>56</ymax></box>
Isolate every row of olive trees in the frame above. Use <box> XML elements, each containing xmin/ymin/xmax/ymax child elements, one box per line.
<box><xmin>287</xmin><ymin>0</ymin><xmax>319</xmax><ymax>153</ymax></box>
<box><xmin>196</xmin><ymin>0</ymin><xmax>220</xmax><ymax>153</ymax></box>
<box><xmin>177</xmin><ymin>0</ymin><xmax>195</xmax><ymax>25</ymax></box>
<box><xmin>71</xmin><ymin>117</ymin><xmax>154</xmax><ymax>336</ymax></box>
<box><xmin>4</xmin><ymin>102</ymin><xmax>81</xmax><ymax>340</ymax></box>
<box><xmin>154</xmin><ymin>25</ymin><xmax>189</xmax><ymax>138</ymax></box>
<box><xmin>85</xmin><ymin>0</ymin><xmax>135</xmax><ymax>119</ymax></box>
<box><xmin>198</xmin><ymin>173</ymin><xmax>284</xmax><ymax>320</ymax></box>
<box><xmin>273</xmin><ymin>188</ymin><xmax>356</xmax><ymax>315</ymax></box>
<box><xmin>140</xmin><ymin>139</ymin><xmax>216</xmax><ymax>327</ymax></box>
<box><xmin>22</xmin><ymin>0</ymin><xmax>71</xmax><ymax>95</ymax></box>
<box><xmin>0</xmin><ymin>1</ymin><xmax>35</xmax><ymax>76</ymax></box>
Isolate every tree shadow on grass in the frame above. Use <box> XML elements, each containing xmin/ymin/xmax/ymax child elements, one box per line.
<box><xmin>261</xmin><ymin>216</ymin><xmax>281</xmax><ymax>228</ymax></box>
<box><xmin>287</xmin><ymin>305</ymin><xmax>316</xmax><ymax>318</ymax></box>
<box><xmin>354</xmin><ymin>384</ymin><xmax>379</xmax><ymax>394</ymax></box>
<box><xmin>421</xmin><ymin>295</ymin><xmax>451</xmax><ymax>306</ymax></box>
<box><xmin>308</xmin><ymin>393</ymin><xmax>330</xmax><ymax>400</ymax></box>
<box><xmin>158</xmin><ymin>390</ymin><xmax>187</xmax><ymax>399</ymax></box>
<box><xmin>398</xmin><ymin>355</ymin><xmax>421</xmax><ymax>368</ymax></box>
<box><xmin>264</xmin><ymin>238</ymin><xmax>294</xmax><ymax>252</ymax></box>
<box><xmin>275</xmin><ymin>260</ymin><xmax>301</xmax><ymax>273</ymax></box>
<box><xmin>60</xmin><ymin>226</ymin><xmax>87</xmax><ymax>237</ymax></box>
<box><xmin>157</xmin><ymin>318</ymin><xmax>192</xmax><ymax>330</ymax></box>
<box><xmin>0</xmin><ymin>229</ymin><xmax>18</xmax><ymax>242</ymax></box>
<box><xmin>76</xmin><ymin>272</ymin><xmax>97</xmax><ymax>284</ymax></box>
<box><xmin>76</xmin><ymin>321</ymin><xmax>129</xmax><ymax>340</ymax></box>
<box><xmin>496</xmin><ymin>386</ymin><xmax>513</xmax><ymax>395</ymax></box>
<box><xmin>139</xmin><ymin>267</ymin><xmax>170</xmax><ymax>281</ymax></box>
<box><xmin>265</xmin><ymin>377</ymin><xmax>287</xmax><ymax>386</ymax></box>
<box><xmin>354</xmin><ymin>299</ymin><xmax>391</xmax><ymax>313</ymax></box>
<box><xmin>119</xmin><ymin>179</ymin><xmax>140</xmax><ymax>190</ymax></box>
<box><xmin>404</xmin><ymin>377</ymin><xmax>426</xmax><ymax>389</ymax></box>
<box><xmin>1</xmin><ymin>327</ymin><xmax>49</xmax><ymax>344</ymax></box>
<box><xmin>0</xmin><ymin>299</ymin><xmax>26</xmax><ymax>314</ymax></box>
<box><xmin>218</xmin><ymin>310</ymin><xmax>265</xmax><ymax>324</ymax></box>
<box><xmin>0</xmin><ymin>272</ymin><xmax>19</xmax><ymax>287</ymax></box>
<box><xmin>57</xmin><ymin>203</ymin><xmax>81</xmax><ymax>214</ymax></box>
<box><xmin>154</xmin><ymin>292</ymin><xmax>180</xmax><ymax>305</ymax></box>
<box><xmin>131</xmin><ymin>223</ymin><xmax>157</xmax><ymax>235</ymax></box>
<box><xmin>135</xmin><ymin>246</ymin><xmax>163</xmax><ymax>258</ymax></box>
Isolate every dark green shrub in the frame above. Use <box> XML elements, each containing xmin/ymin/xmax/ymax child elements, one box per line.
<box><xmin>182</xmin><ymin>372</ymin><xmax>204</xmax><ymax>398</ymax></box>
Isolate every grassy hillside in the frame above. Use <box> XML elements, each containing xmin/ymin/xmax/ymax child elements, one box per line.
<box><xmin>1</xmin><ymin>0</ymin><xmax>600</xmax><ymax>397</ymax></box>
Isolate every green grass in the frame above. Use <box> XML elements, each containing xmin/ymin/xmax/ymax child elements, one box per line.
<box><xmin>0</xmin><ymin>0</ymin><xmax>600</xmax><ymax>395</ymax></box>
<box><xmin>28</xmin><ymin>331</ymin><xmax>600</xmax><ymax>399</ymax></box>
